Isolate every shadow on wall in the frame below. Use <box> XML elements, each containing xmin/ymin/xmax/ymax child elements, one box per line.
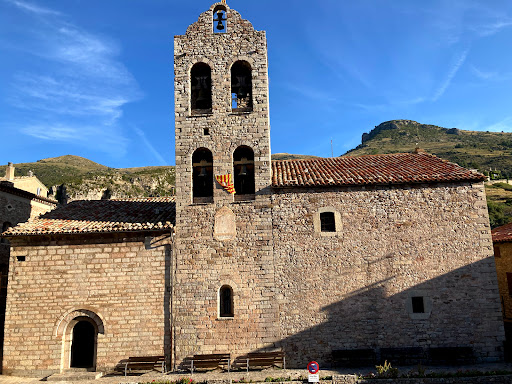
<box><xmin>248</xmin><ymin>257</ymin><xmax>504</xmax><ymax>369</ymax></box>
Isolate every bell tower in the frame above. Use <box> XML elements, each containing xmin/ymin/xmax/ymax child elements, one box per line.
<box><xmin>173</xmin><ymin>2</ymin><xmax>278</xmax><ymax>366</ymax></box>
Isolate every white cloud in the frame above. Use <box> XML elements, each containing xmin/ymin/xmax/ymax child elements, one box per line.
<box><xmin>5</xmin><ymin>0</ymin><xmax>141</xmax><ymax>157</ymax></box>
<box><xmin>21</xmin><ymin>123</ymin><xmax>129</xmax><ymax>156</ymax></box>
<box><xmin>5</xmin><ymin>0</ymin><xmax>61</xmax><ymax>16</ymax></box>
<box><xmin>470</xmin><ymin>65</ymin><xmax>497</xmax><ymax>80</ymax></box>
<box><xmin>133</xmin><ymin>127</ymin><xmax>167</xmax><ymax>165</ymax></box>
<box><xmin>472</xmin><ymin>17</ymin><xmax>512</xmax><ymax>37</ymax></box>
<box><xmin>432</xmin><ymin>47</ymin><xmax>470</xmax><ymax>102</ymax></box>
<box><xmin>483</xmin><ymin>117</ymin><xmax>512</xmax><ymax>133</ymax></box>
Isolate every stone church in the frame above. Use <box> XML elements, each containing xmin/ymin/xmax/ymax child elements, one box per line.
<box><xmin>0</xmin><ymin>2</ymin><xmax>505</xmax><ymax>376</ymax></box>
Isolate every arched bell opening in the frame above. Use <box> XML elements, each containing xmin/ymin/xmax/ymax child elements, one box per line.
<box><xmin>231</xmin><ymin>61</ymin><xmax>253</xmax><ymax>112</ymax></box>
<box><xmin>233</xmin><ymin>146</ymin><xmax>255</xmax><ymax>199</ymax></box>
<box><xmin>213</xmin><ymin>5</ymin><xmax>227</xmax><ymax>34</ymax></box>
<box><xmin>192</xmin><ymin>148</ymin><xmax>214</xmax><ymax>204</ymax></box>
<box><xmin>190</xmin><ymin>63</ymin><xmax>212</xmax><ymax>114</ymax></box>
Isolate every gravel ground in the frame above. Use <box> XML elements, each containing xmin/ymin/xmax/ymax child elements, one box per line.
<box><xmin>1</xmin><ymin>363</ymin><xmax>512</xmax><ymax>384</ymax></box>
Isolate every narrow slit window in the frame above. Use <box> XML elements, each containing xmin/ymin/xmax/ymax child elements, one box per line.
<box><xmin>411</xmin><ymin>296</ymin><xmax>425</xmax><ymax>313</ymax></box>
<box><xmin>507</xmin><ymin>273</ymin><xmax>512</xmax><ymax>297</ymax></box>
<box><xmin>320</xmin><ymin>212</ymin><xmax>336</xmax><ymax>232</ymax></box>
<box><xmin>219</xmin><ymin>285</ymin><xmax>233</xmax><ymax>317</ymax></box>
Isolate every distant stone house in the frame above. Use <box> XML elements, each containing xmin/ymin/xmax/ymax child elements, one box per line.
<box><xmin>0</xmin><ymin>163</ymin><xmax>49</xmax><ymax>198</ymax></box>
<box><xmin>491</xmin><ymin>223</ymin><xmax>512</xmax><ymax>354</ymax></box>
<box><xmin>0</xmin><ymin>1</ymin><xmax>506</xmax><ymax>377</ymax></box>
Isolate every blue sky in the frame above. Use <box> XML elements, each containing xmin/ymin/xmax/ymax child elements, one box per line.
<box><xmin>1</xmin><ymin>0</ymin><xmax>512</xmax><ymax>168</ymax></box>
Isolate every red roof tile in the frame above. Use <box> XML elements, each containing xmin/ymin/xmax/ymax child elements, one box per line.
<box><xmin>492</xmin><ymin>223</ymin><xmax>512</xmax><ymax>243</ymax></box>
<box><xmin>3</xmin><ymin>197</ymin><xmax>175</xmax><ymax>237</ymax></box>
<box><xmin>271</xmin><ymin>152</ymin><xmax>485</xmax><ymax>187</ymax></box>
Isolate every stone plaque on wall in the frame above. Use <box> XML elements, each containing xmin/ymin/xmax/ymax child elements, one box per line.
<box><xmin>214</xmin><ymin>206</ymin><xmax>236</xmax><ymax>241</ymax></box>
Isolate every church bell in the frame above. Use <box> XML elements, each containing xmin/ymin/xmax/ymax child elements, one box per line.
<box><xmin>216</xmin><ymin>11</ymin><xmax>225</xmax><ymax>30</ymax></box>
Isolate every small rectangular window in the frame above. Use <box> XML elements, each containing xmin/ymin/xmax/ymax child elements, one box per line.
<box><xmin>203</xmin><ymin>128</ymin><xmax>210</xmax><ymax>136</ymax></box>
<box><xmin>16</xmin><ymin>256</ymin><xmax>26</xmax><ymax>262</ymax></box>
<box><xmin>411</xmin><ymin>296</ymin><xmax>425</xmax><ymax>313</ymax></box>
<box><xmin>494</xmin><ymin>245</ymin><xmax>501</xmax><ymax>258</ymax></box>
<box><xmin>320</xmin><ymin>212</ymin><xmax>336</xmax><ymax>232</ymax></box>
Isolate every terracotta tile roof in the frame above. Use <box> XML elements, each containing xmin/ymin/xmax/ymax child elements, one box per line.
<box><xmin>492</xmin><ymin>223</ymin><xmax>512</xmax><ymax>243</ymax></box>
<box><xmin>271</xmin><ymin>152</ymin><xmax>485</xmax><ymax>188</ymax></box>
<box><xmin>3</xmin><ymin>197</ymin><xmax>175</xmax><ymax>237</ymax></box>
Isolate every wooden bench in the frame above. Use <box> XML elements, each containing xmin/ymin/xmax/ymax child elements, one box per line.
<box><xmin>380</xmin><ymin>347</ymin><xmax>426</xmax><ymax>366</ymax></box>
<box><xmin>117</xmin><ymin>356</ymin><xmax>166</xmax><ymax>376</ymax></box>
<box><xmin>184</xmin><ymin>353</ymin><xmax>231</xmax><ymax>373</ymax></box>
<box><xmin>234</xmin><ymin>351</ymin><xmax>285</xmax><ymax>372</ymax></box>
<box><xmin>332</xmin><ymin>349</ymin><xmax>376</xmax><ymax>368</ymax></box>
<box><xmin>428</xmin><ymin>347</ymin><xmax>475</xmax><ymax>365</ymax></box>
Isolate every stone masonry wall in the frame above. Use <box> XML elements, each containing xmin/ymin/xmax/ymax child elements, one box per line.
<box><xmin>173</xmin><ymin>3</ymin><xmax>277</xmax><ymax>367</ymax></box>
<box><xmin>2</xmin><ymin>232</ymin><xmax>171</xmax><ymax>376</ymax></box>
<box><xmin>271</xmin><ymin>181</ymin><xmax>504</xmax><ymax>367</ymax></box>
<box><xmin>0</xmin><ymin>191</ymin><xmax>55</xmax><ymax>267</ymax></box>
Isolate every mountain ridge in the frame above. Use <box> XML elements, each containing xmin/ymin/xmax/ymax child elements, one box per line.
<box><xmin>345</xmin><ymin>119</ymin><xmax>512</xmax><ymax>177</ymax></box>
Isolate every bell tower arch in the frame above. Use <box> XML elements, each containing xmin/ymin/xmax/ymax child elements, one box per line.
<box><xmin>173</xmin><ymin>2</ymin><xmax>277</xmax><ymax>367</ymax></box>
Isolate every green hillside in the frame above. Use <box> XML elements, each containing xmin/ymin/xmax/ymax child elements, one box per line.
<box><xmin>346</xmin><ymin>120</ymin><xmax>512</xmax><ymax>177</ymax></box>
<box><xmin>11</xmin><ymin>155</ymin><xmax>110</xmax><ymax>187</ymax></box>
<box><xmin>272</xmin><ymin>153</ymin><xmax>319</xmax><ymax>161</ymax></box>
<box><xmin>2</xmin><ymin>156</ymin><xmax>176</xmax><ymax>201</ymax></box>
<box><xmin>345</xmin><ymin>119</ymin><xmax>512</xmax><ymax>228</ymax></box>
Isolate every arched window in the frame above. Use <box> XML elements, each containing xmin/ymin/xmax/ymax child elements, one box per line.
<box><xmin>231</xmin><ymin>61</ymin><xmax>253</xmax><ymax>112</ymax></box>
<box><xmin>233</xmin><ymin>146</ymin><xmax>255</xmax><ymax>196</ymax></box>
<box><xmin>191</xmin><ymin>63</ymin><xmax>212</xmax><ymax>114</ymax></box>
<box><xmin>213</xmin><ymin>5</ymin><xmax>227</xmax><ymax>33</ymax></box>
<box><xmin>219</xmin><ymin>285</ymin><xmax>233</xmax><ymax>318</ymax></box>
<box><xmin>192</xmin><ymin>148</ymin><xmax>213</xmax><ymax>203</ymax></box>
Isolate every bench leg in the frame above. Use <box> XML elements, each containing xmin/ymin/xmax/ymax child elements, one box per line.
<box><xmin>246</xmin><ymin>358</ymin><xmax>249</xmax><ymax>373</ymax></box>
<box><xmin>283</xmin><ymin>356</ymin><xmax>286</xmax><ymax>370</ymax></box>
<box><xmin>124</xmin><ymin>362</ymin><xmax>128</xmax><ymax>377</ymax></box>
<box><xmin>191</xmin><ymin>360</ymin><xmax>194</xmax><ymax>375</ymax></box>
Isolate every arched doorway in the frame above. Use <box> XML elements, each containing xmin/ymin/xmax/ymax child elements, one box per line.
<box><xmin>70</xmin><ymin>320</ymin><xmax>96</xmax><ymax>368</ymax></box>
<box><xmin>56</xmin><ymin>309</ymin><xmax>104</xmax><ymax>372</ymax></box>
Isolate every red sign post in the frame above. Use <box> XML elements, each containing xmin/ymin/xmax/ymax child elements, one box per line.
<box><xmin>307</xmin><ymin>361</ymin><xmax>320</xmax><ymax>382</ymax></box>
